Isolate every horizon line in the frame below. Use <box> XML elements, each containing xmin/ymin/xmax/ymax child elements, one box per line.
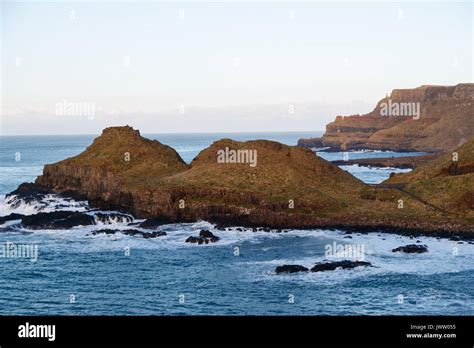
<box><xmin>0</xmin><ymin>129</ymin><xmax>325</xmax><ymax>137</ymax></box>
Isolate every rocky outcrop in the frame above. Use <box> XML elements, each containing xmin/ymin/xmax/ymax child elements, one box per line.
<box><xmin>299</xmin><ymin>83</ymin><xmax>474</xmax><ymax>152</ymax></box>
<box><xmin>310</xmin><ymin>260</ymin><xmax>372</xmax><ymax>272</ymax></box>
<box><xmin>185</xmin><ymin>230</ymin><xmax>220</xmax><ymax>244</ymax></box>
<box><xmin>275</xmin><ymin>260</ymin><xmax>372</xmax><ymax>274</ymax></box>
<box><xmin>12</xmin><ymin>125</ymin><xmax>474</xmax><ymax>236</ymax></box>
<box><xmin>89</xmin><ymin>229</ymin><xmax>166</xmax><ymax>238</ymax></box>
<box><xmin>275</xmin><ymin>265</ymin><xmax>309</xmax><ymax>274</ymax></box>
<box><xmin>392</xmin><ymin>244</ymin><xmax>428</xmax><ymax>253</ymax></box>
<box><xmin>21</xmin><ymin>211</ymin><xmax>95</xmax><ymax>229</ymax></box>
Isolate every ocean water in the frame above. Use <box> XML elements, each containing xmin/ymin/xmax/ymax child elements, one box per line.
<box><xmin>0</xmin><ymin>132</ymin><xmax>473</xmax><ymax>315</ymax></box>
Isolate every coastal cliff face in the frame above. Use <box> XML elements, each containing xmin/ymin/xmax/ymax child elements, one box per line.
<box><xmin>29</xmin><ymin>126</ymin><xmax>474</xmax><ymax>234</ymax></box>
<box><xmin>300</xmin><ymin>83</ymin><xmax>474</xmax><ymax>152</ymax></box>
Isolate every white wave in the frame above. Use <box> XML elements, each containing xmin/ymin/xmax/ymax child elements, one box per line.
<box><xmin>0</xmin><ymin>194</ymin><xmax>89</xmax><ymax>216</ymax></box>
<box><xmin>2</xmin><ymin>204</ymin><xmax>474</xmax><ymax>283</ymax></box>
<box><xmin>235</xmin><ymin>229</ymin><xmax>474</xmax><ymax>284</ymax></box>
<box><xmin>91</xmin><ymin>211</ymin><xmax>135</xmax><ymax>225</ymax></box>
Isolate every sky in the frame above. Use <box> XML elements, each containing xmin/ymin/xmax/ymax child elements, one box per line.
<box><xmin>1</xmin><ymin>0</ymin><xmax>472</xmax><ymax>135</ymax></box>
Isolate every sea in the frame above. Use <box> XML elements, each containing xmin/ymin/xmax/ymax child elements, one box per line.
<box><xmin>0</xmin><ymin>132</ymin><xmax>472</xmax><ymax>315</ymax></box>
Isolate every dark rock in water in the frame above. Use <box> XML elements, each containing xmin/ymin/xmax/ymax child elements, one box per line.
<box><xmin>123</xmin><ymin>230</ymin><xmax>166</xmax><ymax>238</ymax></box>
<box><xmin>138</xmin><ymin>217</ymin><xmax>175</xmax><ymax>229</ymax></box>
<box><xmin>199</xmin><ymin>229</ymin><xmax>212</xmax><ymax>238</ymax></box>
<box><xmin>89</xmin><ymin>229</ymin><xmax>116</xmax><ymax>235</ymax></box>
<box><xmin>343</xmin><ymin>236</ymin><xmax>352</xmax><ymax>239</ymax></box>
<box><xmin>185</xmin><ymin>231</ymin><xmax>220</xmax><ymax>244</ymax></box>
<box><xmin>275</xmin><ymin>265</ymin><xmax>309</xmax><ymax>274</ymax></box>
<box><xmin>90</xmin><ymin>229</ymin><xmax>166</xmax><ymax>238</ymax></box>
<box><xmin>21</xmin><ymin>211</ymin><xmax>95</xmax><ymax>229</ymax></box>
<box><xmin>392</xmin><ymin>244</ymin><xmax>428</xmax><ymax>253</ymax></box>
<box><xmin>0</xmin><ymin>213</ymin><xmax>25</xmax><ymax>225</ymax></box>
<box><xmin>199</xmin><ymin>230</ymin><xmax>219</xmax><ymax>241</ymax></box>
<box><xmin>185</xmin><ymin>236</ymin><xmax>199</xmax><ymax>243</ymax></box>
<box><xmin>185</xmin><ymin>236</ymin><xmax>208</xmax><ymax>244</ymax></box>
<box><xmin>310</xmin><ymin>260</ymin><xmax>372</xmax><ymax>272</ymax></box>
<box><xmin>94</xmin><ymin>212</ymin><xmax>133</xmax><ymax>224</ymax></box>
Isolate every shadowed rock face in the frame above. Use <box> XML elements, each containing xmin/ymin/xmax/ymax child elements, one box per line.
<box><xmin>299</xmin><ymin>84</ymin><xmax>474</xmax><ymax>152</ymax></box>
<box><xmin>19</xmin><ymin>125</ymin><xmax>474</xmax><ymax>235</ymax></box>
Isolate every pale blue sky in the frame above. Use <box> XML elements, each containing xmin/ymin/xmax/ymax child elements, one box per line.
<box><xmin>1</xmin><ymin>1</ymin><xmax>472</xmax><ymax>135</ymax></box>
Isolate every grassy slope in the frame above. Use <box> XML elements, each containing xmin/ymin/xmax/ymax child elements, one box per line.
<box><xmin>58</xmin><ymin>126</ymin><xmax>189</xmax><ymax>188</ymax></box>
<box><xmin>385</xmin><ymin>139</ymin><xmax>474</xmax><ymax>218</ymax></box>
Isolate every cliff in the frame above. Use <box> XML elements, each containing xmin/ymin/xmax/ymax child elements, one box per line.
<box><xmin>300</xmin><ymin>83</ymin><xmax>474</xmax><ymax>152</ymax></box>
<box><xmin>28</xmin><ymin>126</ymin><xmax>474</xmax><ymax>234</ymax></box>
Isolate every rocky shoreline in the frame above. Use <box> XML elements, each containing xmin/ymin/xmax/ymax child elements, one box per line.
<box><xmin>3</xmin><ymin>181</ymin><xmax>474</xmax><ymax>241</ymax></box>
<box><xmin>4</xmin><ymin>124</ymin><xmax>473</xmax><ymax>239</ymax></box>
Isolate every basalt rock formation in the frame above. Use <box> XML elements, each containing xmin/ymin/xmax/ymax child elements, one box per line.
<box><xmin>14</xmin><ymin>125</ymin><xmax>474</xmax><ymax>236</ymax></box>
<box><xmin>299</xmin><ymin>83</ymin><xmax>474</xmax><ymax>152</ymax></box>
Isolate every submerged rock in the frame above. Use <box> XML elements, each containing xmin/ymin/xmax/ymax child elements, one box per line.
<box><xmin>275</xmin><ymin>265</ymin><xmax>309</xmax><ymax>274</ymax></box>
<box><xmin>185</xmin><ymin>230</ymin><xmax>220</xmax><ymax>244</ymax></box>
<box><xmin>89</xmin><ymin>229</ymin><xmax>166</xmax><ymax>238</ymax></box>
<box><xmin>21</xmin><ymin>211</ymin><xmax>95</xmax><ymax>229</ymax></box>
<box><xmin>310</xmin><ymin>260</ymin><xmax>372</xmax><ymax>272</ymax></box>
<box><xmin>392</xmin><ymin>244</ymin><xmax>428</xmax><ymax>253</ymax></box>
